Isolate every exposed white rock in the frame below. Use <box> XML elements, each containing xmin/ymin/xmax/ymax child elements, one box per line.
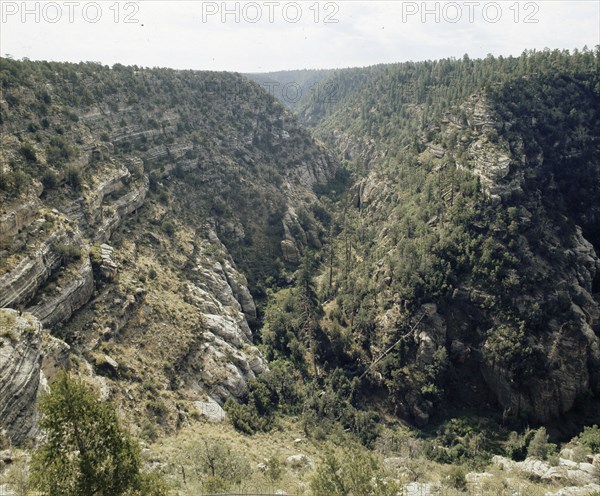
<box><xmin>521</xmin><ymin>458</ymin><xmax>553</xmax><ymax>478</ymax></box>
<box><xmin>281</xmin><ymin>239</ymin><xmax>301</xmax><ymax>264</ymax></box>
<box><xmin>195</xmin><ymin>397</ymin><xmax>226</xmax><ymax>423</ymax></box>
<box><xmin>180</xmin><ymin>235</ymin><xmax>266</xmax><ymax>402</ymax></box>
<box><xmin>98</xmin><ymin>243</ymin><xmax>118</xmax><ymax>281</ymax></box>
<box><xmin>545</xmin><ymin>484</ymin><xmax>600</xmax><ymax>496</ymax></box>
<box><xmin>493</xmin><ymin>455</ymin><xmax>600</xmax><ymax>485</ymax></box>
<box><xmin>404</xmin><ymin>482</ymin><xmax>434</xmax><ymax>496</ymax></box>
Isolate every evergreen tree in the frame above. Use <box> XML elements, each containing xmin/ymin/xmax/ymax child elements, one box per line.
<box><xmin>527</xmin><ymin>427</ymin><xmax>556</xmax><ymax>460</ymax></box>
<box><xmin>30</xmin><ymin>371</ymin><xmax>165</xmax><ymax>496</ymax></box>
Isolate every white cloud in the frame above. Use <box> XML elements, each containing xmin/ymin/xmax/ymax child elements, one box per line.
<box><xmin>1</xmin><ymin>1</ymin><xmax>598</xmax><ymax>71</ymax></box>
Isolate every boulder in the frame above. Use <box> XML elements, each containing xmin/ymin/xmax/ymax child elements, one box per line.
<box><xmin>520</xmin><ymin>458</ymin><xmax>552</xmax><ymax>478</ymax></box>
<box><xmin>493</xmin><ymin>455</ymin><xmax>600</xmax><ymax>485</ymax></box>
<box><xmin>404</xmin><ymin>482</ymin><xmax>434</xmax><ymax>496</ymax></box>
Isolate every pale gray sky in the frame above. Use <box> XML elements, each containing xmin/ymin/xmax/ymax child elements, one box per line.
<box><xmin>1</xmin><ymin>1</ymin><xmax>599</xmax><ymax>72</ymax></box>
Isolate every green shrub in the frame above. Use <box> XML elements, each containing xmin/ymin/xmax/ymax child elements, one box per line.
<box><xmin>224</xmin><ymin>360</ymin><xmax>303</xmax><ymax>434</ymax></box>
<box><xmin>224</xmin><ymin>397</ymin><xmax>271</xmax><ymax>434</ymax></box>
<box><xmin>527</xmin><ymin>427</ymin><xmax>556</xmax><ymax>460</ymax></box>
<box><xmin>265</xmin><ymin>455</ymin><xmax>283</xmax><ymax>483</ymax></box>
<box><xmin>140</xmin><ymin>418</ymin><xmax>159</xmax><ymax>443</ymax></box>
<box><xmin>54</xmin><ymin>243</ymin><xmax>82</xmax><ymax>262</ymax></box>
<box><xmin>505</xmin><ymin>430</ymin><xmax>532</xmax><ymax>461</ymax></box>
<box><xmin>577</xmin><ymin>425</ymin><xmax>600</xmax><ymax>454</ymax></box>
<box><xmin>193</xmin><ymin>438</ymin><xmax>251</xmax><ymax>491</ymax></box>
<box><xmin>47</xmin><ymin>136</ymin><xmax>78</xmax><ymax>164</ymax></box>
<box><xmin>161</xmin><ymin>220</ymin><xmax>175</xmax><ymax>237</ymax></box>
<box><xmin>132</xmin><ymin>471</ymin><xmax>170</xmax><ymax>496</ymax></box>
<box><xmin>0</xmin><ymin>172</ymin><xmax>9</xmax><ymax>191</ymax></box>
<box><xmin>42</xmin><ymin>170</ymin><xmax>59</xmax><ymax>190</ymax></box>
<box><xmin>147</xmin><ymin>397</ymin><xmax>168</xmax><ymax>423</ymax></box>
<box><xmin>20</xmin><ymin>143</ymin><xmax>37</xmax><ymax>162</ymax></box>
<box><xmin>445</xmin><ymin>465</ymin><xmax>467</xmax><ymax>490</ymax></box>
<box><xmin>0</xmin><ymin>170</ymin><xmax>29</xmax><ymax>194</ymax></box>
<box><xmin>29</xmin><ymin>372</ymin><xmax>143</xmax><ymax>496</ymax></box>
<box><xmin>310</xmin><ymin>448</ymin><xmax>399</xmax><ymax>496</ymax></box>
<box><xmin>65</xmin><ymin>166</ymin><xmax>81</xmax><ymax>189</ymax></box>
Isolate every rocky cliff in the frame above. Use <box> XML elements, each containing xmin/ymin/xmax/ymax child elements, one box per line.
<box><xmin>0</xmin><ymin>59</ymin><xmax>337</xmax><ymax>442</ymax></box>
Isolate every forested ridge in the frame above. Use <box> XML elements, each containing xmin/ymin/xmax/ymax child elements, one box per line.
<box><xmin>233</xmin><ymin>47</ymin><xmax>600</xmax><ymax>451</ymax></box>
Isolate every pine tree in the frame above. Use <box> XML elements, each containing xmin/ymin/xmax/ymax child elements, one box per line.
<box><xmin>30</xmin><ymin>371</ymin><xmax>155</xmax><ymax>496</ymax></box>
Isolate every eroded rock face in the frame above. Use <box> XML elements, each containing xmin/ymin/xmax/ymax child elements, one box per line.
<box><xmin>29</xmin><ymin>257</ymin><xmax>95</xmax><ymax>328</ymax></box>
<box><xmin>0</xmin><ymin>199</ymin><xmax>40</xmax><ymax>244</ymax></box>
<box><xmin>182</xmin><ymin>235</ymin><xmax>267</xmax><ymax>403</ymax></box>
<box><xmin>481</xmin><ymin>327</ymin><xmax>596</xmax><ymax>422</ymax></box>
<box><xmin>459</xmin><ymin>95</ymin><xmax>525</xmax><ymax>202</ymax></box>
<box><xmin>93</xmin><ymin>177</ymin><xmax>148</xmax><ymax>243</ymax></box>
<box><xmin>320</xmin><ymin>82</ymin><xmax>600</xmax><ymax>426</ymax></box>
<box><xmin>0</xmin><ymin>310</ymin><xmax>42</xmax><ymax>445</ymax></box>
<box><xmin>0</xmin><ymin>228</ymin><xmax>70</xmax><ymax>309</ymax></box>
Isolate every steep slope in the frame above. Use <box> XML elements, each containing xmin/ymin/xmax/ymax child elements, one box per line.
<box><xmin>0</xmin><ymin>59</ymin><xmax>337</xmax><ymax>443</ymax></box>
<box><xmin>291</xmin><ymin>49</ymin><xmax>600</xmax><ymax>426</ymax></box>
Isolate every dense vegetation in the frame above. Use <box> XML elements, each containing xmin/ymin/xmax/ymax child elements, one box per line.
<box><xmin>231</xmin><ymin>47</ymin><xmax>600</xmax><ymax>452</ymax></box>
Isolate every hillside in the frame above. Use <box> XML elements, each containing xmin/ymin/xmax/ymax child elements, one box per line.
<box><xmin>1</xmin><ymin>50</ymin><xmax>600</xmax><ymax>495</ymax></box>
<box><xmin>0</xmin><ymin>58</ymin><xmax>337</xmax><ymax>443</ymax></box>
<box><xmin>280</xmin><ymin>48</ymin><xmax>600</xmax><ymax>428</ymax></box>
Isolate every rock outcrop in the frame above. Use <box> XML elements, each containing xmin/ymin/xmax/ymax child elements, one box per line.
<box><xmin>0</xmin><ymin>199</ymin><xmax>40</xmax><ymax>243</ymax></box>
<box><xmin>0</xmin><ymin>310</ymin><xmax>43</xmax><ymax>445</ymax></box>
<box><xmin>0</xmin><ymin>228</ymin><xmax>70</xmax><ymax>309</ymax></box>
<box><xmin>182</xmin><ymin>235</ymin><xmax>267</xmax><ymax>402</ymax></box>
<box><xmin>29</xmin><ymin>257</ymin><xmax>95</xmax><ymax>328</ymax></box>
<box><xmin>492</xmin><ymin>455</ymin><xmax>600</xmax><ymax>486</ymax></box>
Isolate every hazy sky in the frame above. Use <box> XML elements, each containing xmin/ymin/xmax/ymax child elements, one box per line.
<box><xmin>1</xmin><ymin>1</ymin><xmax>599</xmax><ymax>72</ymax></box>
